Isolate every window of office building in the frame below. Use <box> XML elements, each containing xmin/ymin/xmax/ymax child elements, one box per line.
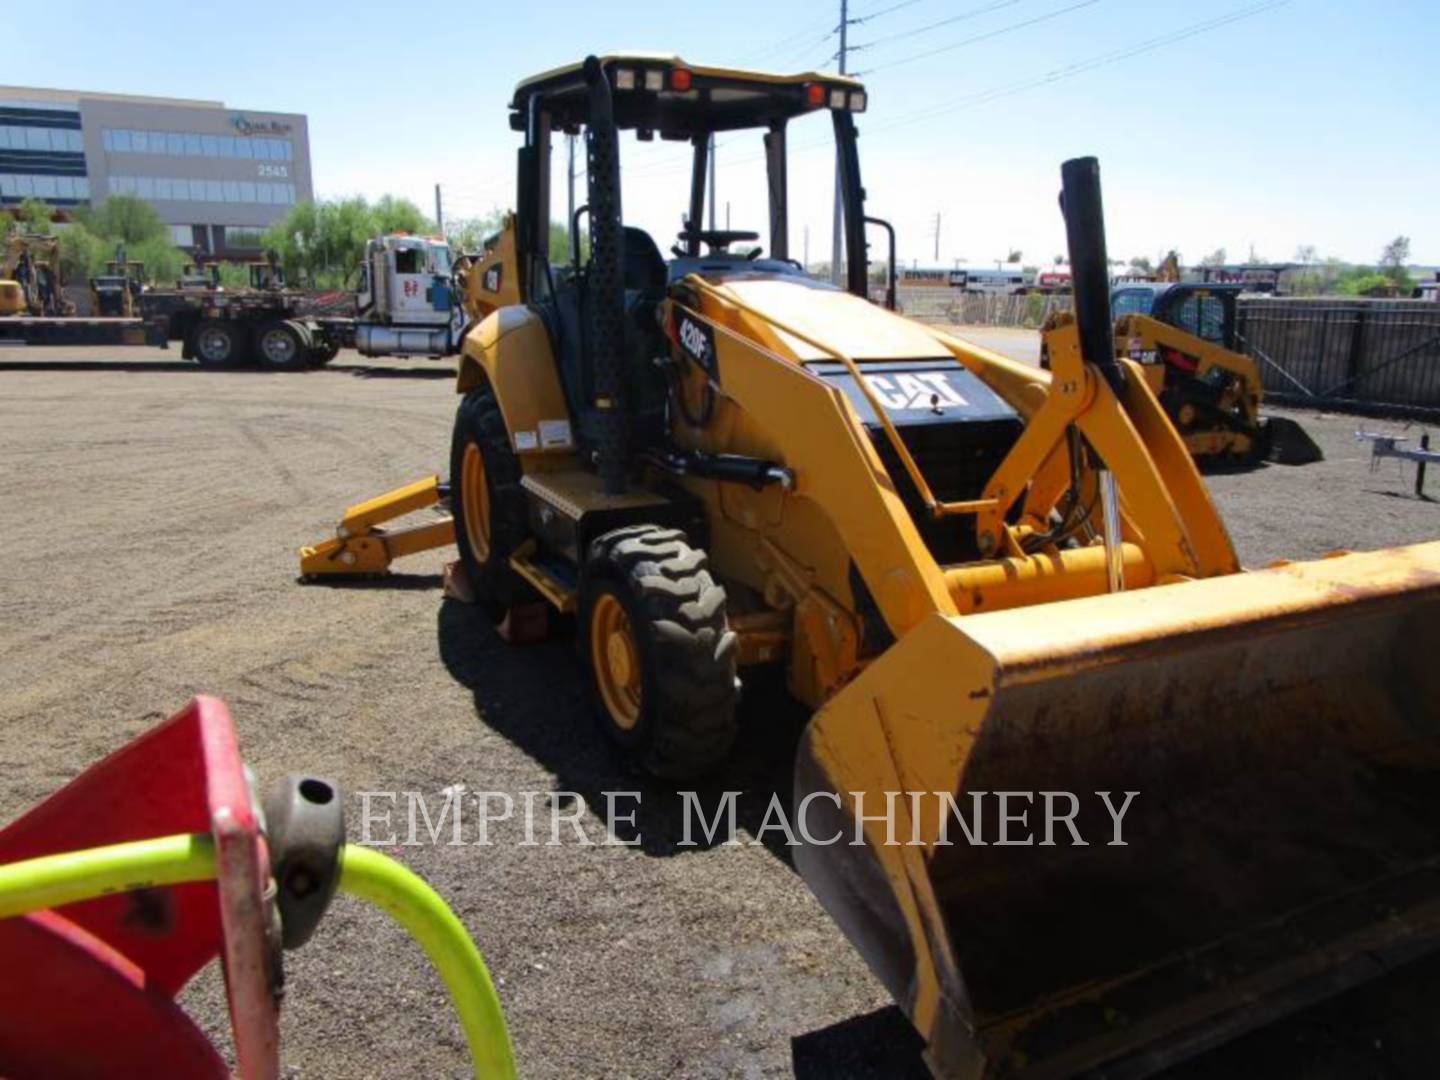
<box><xmin>104</xmin><ymin>174</ymin><xmax>294</xmax><ymax>206</ymax></box>
<box><xmin>0</xmin><ymin>125</ymin><xmax>83</xmax><ymax>152</ymax></box>
<box><xmin>224</xmin><ymin>227</ymin><xmax>264</xmax><ymax>250</ymax></box>
<box><xmin>1</xmin><ymin>173</ymin><xmax>90</xmax><ymax>200</ymax></box>
<box><xmin>102</xmin><ymin>127</ymin><xmax>292</xmax><ymax>162</ymax></box>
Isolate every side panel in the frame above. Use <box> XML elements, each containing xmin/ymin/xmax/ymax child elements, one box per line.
<box><xmin>459</xmin><ymin>214</ymin><xmax>523</xmax><ymax>323</ymax></box>
<box><xmin>456</xmin><ymin>306</ymin><xmax>576</xmax><ymax>464</ymax></box>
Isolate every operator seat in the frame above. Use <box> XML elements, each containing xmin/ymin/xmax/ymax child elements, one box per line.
<box><xmin>544</xmin><ymin>226</ymin><xmax>670</xmax><ymax>455</ymax></box>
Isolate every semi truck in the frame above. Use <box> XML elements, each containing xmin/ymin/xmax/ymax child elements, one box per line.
<box><xmin>0</xmin><ymin>233</ymin><xmax>468</xmax><ymax>369</ymax></box>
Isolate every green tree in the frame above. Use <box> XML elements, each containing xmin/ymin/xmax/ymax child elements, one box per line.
<box><xmin>14</xmin><ymin>197</ymin><xmax>53</xmax><ymax>234</ymax></box>
<box><xmin>1199</xmin><ymin>247</ymin><xmax>1227</xmax><ymax>268</ymax></box>
<box><xmin>128</xmin><ymin>237</ymin><xmax>187</xmax><ymax>285</ymax></box>
<box><xmin>446</xmin><ymin>211</ymin><xmax>506</xmax><ymax>254</ymax></box>
<box><xmin>1128</xmin><ymin>255</ymin><xmax>1154</xmax><ymax>276</ymax></box>
<box><xmin>79</xmin><ymin>194</ymin><xmax>169</xmax><ymax>246</ymax></box>
<box><xmin>264</xmin><ymin>195</ymin><xmax>437</xmax><ymax>287</ymax></box>
<box><xmin>1335</xmin><ymin>269</ymin><xmax>1397</xmax><ymax>296</ymax></box>
<box><xmin>372</xmin><ymin>194</ymin><xmax>433</xmax><ymax>236</ymax></box>
<box><xmin>57</xmin><ymin>223</ymin><xmax>106</xmax><ymax>281</ymax></box>
<box><xmin>1380</xmin><ymin>235</ymin><xmax>1411</xmax><ymax>284</ymax></box>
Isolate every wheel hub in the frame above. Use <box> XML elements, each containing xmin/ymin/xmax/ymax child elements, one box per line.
<box><xmin>590</xmin><ymin>593</ymin><xmax>641</xmax><ymax>731</ymax></box>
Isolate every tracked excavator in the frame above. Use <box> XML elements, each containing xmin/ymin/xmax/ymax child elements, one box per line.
<box><xmin>300</xmin><ymin>55</ymin><xmax>1440</xmax><ymax>1078</ymax></box>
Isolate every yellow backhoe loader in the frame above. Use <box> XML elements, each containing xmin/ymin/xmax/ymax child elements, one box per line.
<box><xmin>300</xmin><ymin>56</ymin><xmax>1440</xmax><ymax>1078</ymax></box>
<box><xmin>2</xmin><ymin>233</ymin><xmax>74</xmax><ymax>317</ymax></box>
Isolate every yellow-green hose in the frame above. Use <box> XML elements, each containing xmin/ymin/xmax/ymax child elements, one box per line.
<box><xmin>0</xmin><ymin>833</ymin><xmax>515</xmax><ymax>1079</ymax></box>
<box><xmin>338</xmin><ymin>843</ymin><xmax>516</xmax><ymax>1079</ymax></box>
<box><xmin>0</xmin><ymin>832</ymin><xmax>217</xmax><ymax>919</ymax></box>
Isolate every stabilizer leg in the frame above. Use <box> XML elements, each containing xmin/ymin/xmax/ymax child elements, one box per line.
<box><xmin>298</xmin><ymin>475</ymin><xmax>455</xmax><ymax>577</ymax></box>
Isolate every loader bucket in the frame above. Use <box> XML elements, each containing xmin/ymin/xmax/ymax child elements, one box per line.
<box><xmin>794</xmin><ymin>542</ymin><xmax>1440</xmax><ymax>1079</ymax></box>
<box><xmin>1261</xmin><ymin>414</ymin><xmax>1324</xmax><ymax>465</ymax></box>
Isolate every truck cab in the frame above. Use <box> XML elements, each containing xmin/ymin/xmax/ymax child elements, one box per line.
<box><xmin>353</xmin><ymin>235</ymin><xmax>459</xmax><ymax>357</ymax></box>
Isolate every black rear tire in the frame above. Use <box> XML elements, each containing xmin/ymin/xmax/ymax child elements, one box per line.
<box><xmin>194</xmin><ymin>319</ymin><xmax>246</xmax><ymax>367</ymax></box>
<box><xmin>580</xmin><ymin>525</ymin><xmax>739</xmax><ymax>778</ymax></box>
<box><xmin>449</xmin><ymin>384</ymin><xmax>531</xmax><ymax>617</ymax></box>
<box><xmin>256</xmin><ymin>320</ymin><xmax>310</xmax><ymax>370</ymax></box>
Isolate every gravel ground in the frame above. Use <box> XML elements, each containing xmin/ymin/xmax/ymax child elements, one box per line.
<box><xmin>1</xmin><ymin>338</ymin><xmax>1437</xmax><ymax>1079</ymax></box>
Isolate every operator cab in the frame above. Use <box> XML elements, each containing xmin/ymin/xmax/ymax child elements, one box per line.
<box><xmin>507</xmin><ymin>55</ymin><xmax>884</xmax><ymax>468</ymax></box>
<box><xmin>1111</xmin><ymin>282</ymin><xmax>1243</xmax><ymax>349</ymax></box>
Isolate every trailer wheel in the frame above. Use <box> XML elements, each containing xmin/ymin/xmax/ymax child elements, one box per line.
<box><xmin>450</xmin><ymin>384</ymin><xmax>531</xmax><ymax>617</ymax></box>
<box><xmin>194</xmin><ymin>319</ymin><xmax>245</xmax><ymax>367</ymax></box>
<box><xmin>580</xmin><ymin>525</ymin><xmax>739</xmax><ymax>778</ymax></box>
<box><xmin>256</xmin><ymin>321</ymin><xmax>308</xmax><ymax>370</ymax></box>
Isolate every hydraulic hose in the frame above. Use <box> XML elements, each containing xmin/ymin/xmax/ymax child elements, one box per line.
<box><xmin>0</xmin><ymin>834</ymin><xmax>515</xmax><ymax>1080</ymax></box>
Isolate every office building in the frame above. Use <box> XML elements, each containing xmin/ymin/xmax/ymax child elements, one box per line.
<box><xmin>0</xmin><ymin>85</ymin><xmax>312</xmax><ymax>259</ymax></box>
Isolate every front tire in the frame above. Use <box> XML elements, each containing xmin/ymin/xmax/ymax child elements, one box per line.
<box><xmin>580</xmin><ymin>525</ymin><xmax>739</xmax><ymax>778</ymax></box>
<box><xmin>194</xmin><ymin>319</ymin><xmax>245</xmax><ymax>367</ymax></box>
<box><xmin>449</xmin><ymin>384</ymin><xmax>530</xmax><ymax>617</ymax></box>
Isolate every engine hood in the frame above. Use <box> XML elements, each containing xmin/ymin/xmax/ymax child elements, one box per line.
<box><xmin>695</xmin><ymin>274</ymin><xmax>951</xmax><ymax>362</ymax></box>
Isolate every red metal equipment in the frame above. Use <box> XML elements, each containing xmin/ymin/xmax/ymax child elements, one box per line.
<box><xmin>0</xmin><ymin>697</ymin><xmax>277</xmax><ymax>1078</ymax></box>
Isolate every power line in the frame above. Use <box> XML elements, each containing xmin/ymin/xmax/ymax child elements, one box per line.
<box><xmin>857</xmin><ymin>0</ymin><xmax>1100</xmax><ymax>76</ymax></box>
<box><xmin>852</xmin><ymin>0</ymin><xmax>1023</xmax><ymax>54</ymax></box>
<box><xmin>688</xmin><ymin>0</ymin><xmax>1293</xmax><ymax>174</ymax></box>
<box><xmin>852</xmin><ymin>0</ymin><xmax>929</xmax><ymax>22</ymax></box>
<box><xmin>862</xmin><ymin>0</ymin><xmax>1291</xmax><ymax>128</ymax></box>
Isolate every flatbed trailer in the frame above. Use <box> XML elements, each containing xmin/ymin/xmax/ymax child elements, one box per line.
<box><xmin>0</xmin><ymin>315</ymin><xmax>165</xmax><ymax>348</ymax></box>
<box><xmin>2</xmin><ymin>234</ymin><xmax>467</xmax><ymax>368</ymax></box>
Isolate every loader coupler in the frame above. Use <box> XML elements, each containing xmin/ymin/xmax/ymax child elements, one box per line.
<box><xmin>794</xmin><ymin>542</ymin><xmax>1440</xmax><ymax>1079</ymax></box>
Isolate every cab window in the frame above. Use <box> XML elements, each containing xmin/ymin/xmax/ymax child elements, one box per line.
<box><xmin>1111</xmin><ymin>289</ymin><xmax>1153</xmax><ymax>318</ymax></box>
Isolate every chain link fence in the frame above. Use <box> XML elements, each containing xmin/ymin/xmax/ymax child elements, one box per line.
<box><xmin>895</xmin><ymin>288</ymin><xmax>1072</xmax><ymax>328</ymax></box>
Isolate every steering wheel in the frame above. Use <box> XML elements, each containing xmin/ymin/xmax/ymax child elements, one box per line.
<box><xmin>675</xmin><ymin>228</ymin><xmax>761</xmax><ymax>255</ymax></box>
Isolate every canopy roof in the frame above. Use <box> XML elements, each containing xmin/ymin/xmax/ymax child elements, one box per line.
<box><xmin>510</xmin><ymin>53</ymin><xmax>867</xmax><ymax>137</ymax></box>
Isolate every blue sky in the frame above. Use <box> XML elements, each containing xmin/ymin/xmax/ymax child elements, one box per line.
<box><xmin>15</xmin><ymin>0</ymin><xmax>1437</xmax><ymax>266</ymax></box>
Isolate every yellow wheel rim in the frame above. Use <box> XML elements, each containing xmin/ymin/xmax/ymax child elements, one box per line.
<box><xmin>590</xmin><ymin>592</ymin><xmax>642</xmax><ymax>731</ymax></box>
<box><xmin>460</xmin><ymin>442</ymin><xmax>491</xmax><ymax>564</ymax></box>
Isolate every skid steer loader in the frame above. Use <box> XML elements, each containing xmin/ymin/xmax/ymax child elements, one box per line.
<box><xmin>1042</xmin><ymin>281</ymin><xmax>1322</xmax><ymax>466</ymax></box>
<box><xmin>300</xmin><ymin>55</ymin><xmax>1440</xmax><ymax>1078</ymax></box>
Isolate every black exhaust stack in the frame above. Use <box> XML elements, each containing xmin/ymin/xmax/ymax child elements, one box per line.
<box><xmin>1060</xmin><ymin>157</ymin><xmax>1125</xmax><ymax>396</ymax></box>
<box><xmin>583</xmin><ymin>56</ymin><xmax>629</xmax><ymax>494</ymax></box>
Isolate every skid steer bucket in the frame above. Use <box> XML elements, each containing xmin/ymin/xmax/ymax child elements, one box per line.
<box><xmin>794</xmin><ymin>541</ymin><xmax>1440</xmax><ymax>1079</ymax></box>
<box><xmin>1262</xmin><ymin>414</ymin><xmax>1325</xmax><ymax>466</ymax></box>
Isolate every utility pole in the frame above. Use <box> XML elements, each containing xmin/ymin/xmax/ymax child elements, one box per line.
<box><xmin>804</xmin><ymin>225</ymin><xmax>810</xmax><ymax>273</ymax></box>
<box><xmin>726</xmin><ymin>201</ymin><xmax>731</xmax><ymax>231</ymax></box>
<box><xmin>932</xmin><ymin>212</ymin><xmax>941</xmax><ymax>262</ymax></box>
<box><xmin>434</xmin><ymin>183</ymin><xmax>443</xmax><ymax>234</ymax></box>
<box><xmin>830</xmin><ymin>0</ymin><xmax>849</xmax><ymax>286</ymax></box>
<box><xmin>708</xmin><ymin>134</ymin><xmax>717</xmax><ymax>231</ymax></box>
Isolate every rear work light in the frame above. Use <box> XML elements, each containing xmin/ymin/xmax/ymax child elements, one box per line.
<box><xmin>644</xmin><ymin>69</ymin><xmax>664</xmax><ymax>91</ymax></box>
<box><xmin>670</xmin><ymin>68</ymin><xmax>693</xmax><ymax>91</ymax></box>
<box><xmin>614</xmin><ymin>68</ymin><xmax>636</xmax><ymax>90</ymax></box>
<box><xmin>850</xmin><ymin>90</ymin><xmax>867</xmax><ymax>112</ymax></box>
<box><xmin>829</xmin><ymin>88</ymin><xmax>847</xmax><ymax>110</ymax></box>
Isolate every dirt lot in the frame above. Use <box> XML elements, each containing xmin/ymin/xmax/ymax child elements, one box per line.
<box><xmin>1</xmin><ymin>338</ymin><xmax>1438</xmax><ymax>1078</ymax></box>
